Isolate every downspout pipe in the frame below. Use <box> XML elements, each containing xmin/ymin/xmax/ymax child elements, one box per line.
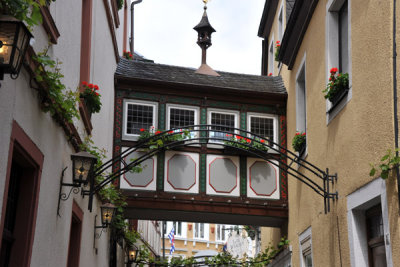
<box><xmin>130</xmin><ymin>0</ymin><xmax>143</xmax><ymax>54</ymax></box>
<box><xmin>393</xmin><ymin>0</ymin><xmax>400</xmax><ymax>213</ymax></box>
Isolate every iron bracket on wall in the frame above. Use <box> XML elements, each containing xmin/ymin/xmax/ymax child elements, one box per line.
<box><xmin>83</xmin><ymin>125</ymin><xmax>338</xmax><ymax>214</ymax></box>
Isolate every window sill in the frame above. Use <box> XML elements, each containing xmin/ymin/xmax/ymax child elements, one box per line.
<box><xmin>40</xmin><ymin>5</ymin><xmax>60</xmax><ymax>44</ymax></box>
<box><xmin>79</xmin><ymin>101</ymin><xmax>93</xmax><ymax>134</ymax></box>
<box><xmin>326</xmin><ymin>85</ymin><xmax>352</xmax><ymax>124</ymax></box>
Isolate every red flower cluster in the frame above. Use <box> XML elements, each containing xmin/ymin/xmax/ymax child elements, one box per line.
<box><xmin>276</xmin><ymin>40</ymin><xmax>281</xmax><ymax>47</ymax></box>
<box><xmin>123</xmin><ymin>50</ymin><xmax>133</xmax><ymax>60</ymax></box>
<box><xmin>155</xmin><ymin>130</ymin><xmax>162</xmax><ymax>135</ymax></box>
<box><xmin>140</xmin><ymin>128</ymin><xmax>146</xmax><ymax>132</ymax></box>
<box><xmin>330</xmin><ymin>67</ymin><xmax>338</xmax><ymax>74</ymax></box>
<box><xmin>82</xmin><ymin>81</ymin><xmax>100</xmax><ymax>96</ymax></box>
<box><xmin>295</xmin><ymin>132</ymin><xmax>306</xmax><ymax>136</ymax></box>
<box><xmin>268</xmin><ymin>73</ymin><xmax>273</xmax><ymax>76</ymax></box>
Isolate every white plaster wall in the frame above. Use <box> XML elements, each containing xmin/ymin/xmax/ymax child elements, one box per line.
<box><xmin>0</xmin><ymin>0</ymin><xmax>125</xmax><ymax>266</ymax></box>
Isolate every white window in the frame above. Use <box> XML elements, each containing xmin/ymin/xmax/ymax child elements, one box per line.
<box><xmin>278</xmin><ymin>5</ymin><xmax>284</xmax><ymax>42</ymax></box>
<box><xmin>327</xmin><ymin>0</ymin><xmax>349</xmax><ymax>74</ymax></box>
<box><xmin>216</xmin><ymin>224</ymin><xmax>233</xmax><ymax>242</ymax></box>
<box><xmin>166</xmin><ymin>221</ymin><xmax>186</xmax><ymax>238</ymax></box>
<box><xmin>299</xmin><ymin>227</ymin><xmax>313</xmax><ymax>267</ymax></box>
<box><xmin>347</xmin><ymin>178</ymin><xmax>393</xmax><ymax>267</ymax></box>
<box><xmin>193</xmin><ymin>223</ymin><xmax>209</xmax><ymax>240</ymax></box>
<box><xmin>208</xmin><ymin>109</ymin><xmax>239</xmax><ymax>142</ymax></box>
<box><xmin>326</xmin><ymin>0</ymin><xmax>352</xmax><ymax>118</ymax></box>
<box><xmin>123</xmin><ymin>99</ymin><xmax>158</xmax><ymax>141</ymax></box>
<box><xmin>247</xmin><ymin>113</ymin><xmax>278</xmax><ymax>149</ymax></box>
<box><xmin>268</xmin><ymin>39</ymin><xmax>274</xmax><ymax>75</ymax></box>
<box><xmin>166</xmin><ymin>104</ymin><xmax>199</xmax><ymax>138</ymax></box>
<box><xmin>296</xmin><ymin>59</ymin><xmax>307</xmax><ymax>134</ymax></box>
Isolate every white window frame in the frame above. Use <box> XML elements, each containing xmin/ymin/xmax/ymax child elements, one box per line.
<box><xmin>166</xmin><ymin>104</ymin><xmax>199</xmax><ymax>138</ymax></box>
<box><xmin>295</xmin><ymin>55</ymin><xmax>307</xmax><ymax>158</ymax></box>
<box><xmin>268</xmin><ymin>37</ymin><xmax>274</xmax><ymax>75</ymax></box>
<box><xmin>165</xmin><ymin>221</ymin><xmax>187</xmax><ymax>238</ymax></box>
<box><xmin>122</xmin><ymin>99</ymin><xmax>158</xmax><ymax>141</ymax></box>
<box><xmin>326</xmin><ymin>0</ymin><xmax>352</xmax><ymax>122</ymax></box>
<box><xmin>299</xmin><ymin>227</ymin><xmax>313</xmax><ymax>267</ymax></box>
<box><xmin>278</xmin><ymin>3</ymin><xmax>284</xmax><ymax>42</ymax></box>
<box><xmin>207</xmin><ymin>108</ymin><xmax>239</xmax><ymax>143</ymax></box>
<box><xmin>247</xmin><ymin>112</ymin><xmax>279</xmax><ymax>152</ymax></box>
<box><xmin>193</xmin><ymin>223</ymin><xmax>209</xmax><ymax>240</ymax></box>
<box><xmin>347</xmin><ymin>178</ymin><xmax>393</xmax><ymax>267</ymax></box>
<box><xmin>215</xmin><ymin>224</ymin><xmax>233</xmax><ymax>242</ymax></box>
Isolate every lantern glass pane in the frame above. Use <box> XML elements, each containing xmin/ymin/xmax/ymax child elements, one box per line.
<box><xmin>12</xmin><ymin>25</ymin><xmax>27</xmax><ymax>71</ymax></box>
<box><xmin>0</xmin><ymin>22</ymin><xmax>17</xmax><ymax>65</ymax></box>
<box><xmin>101</xmin><ymin>207</ymin><xmax>114</xmax><ymax>225</ymax></box>
<box><xmin>129</xmin><ymin>250</ymin><xmax>137</xmax><ymax>261</ymax></box>
<box><xmin>73</xmin><ymin>157</ymin><xmax>92</xmax><ymax>183</ymax></box>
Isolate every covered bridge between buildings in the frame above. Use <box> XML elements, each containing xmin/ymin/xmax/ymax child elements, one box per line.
<box><xmin>83</xmin><ymin>58</ymin><xmax>336</xmax><ymax>227</ymax></box>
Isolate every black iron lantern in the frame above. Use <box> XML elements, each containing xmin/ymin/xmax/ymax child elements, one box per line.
<box><xmin>0</xmin><ymin>15</ymin><xmax>32</xmax><ymax>80</ymax></box>
<box><xmin>71</xmin><ymin>151</ymin><xmax>98</xmax><ymax>185</ymax></box>
<box><xmin>100</xmin><ymin>203</ymin><xmax>116</xmax><ymax>227</ymax></box>
<box><xmin>127</xmin><ymin>245</ymin><xmax>138</xmax><ymax>264</ymax></box>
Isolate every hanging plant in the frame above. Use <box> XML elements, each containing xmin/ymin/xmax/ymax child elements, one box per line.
<box><xmin>80</xmin><ymin>81</ymin><xmax>102</xmax><ymax>114</ymax></box>
<box><xmin>224</xmin><ymin>134</ymin><xmax>268</xmax><ymax>153</ymax></box>
<box><xmin>323</xmin><ymin>67</ymin><xmax>349</xmax><ymax>103</ymax></box>
<box><xmin>275</xmin><ymin>40</ymin><xmax>280</xmax><ymax>61</ymax></box>
<box><xmin>123</xmin><ymin>50</ymin><xmax>133</xmax><ymax>60</ymax></box>
<box><xmin>292</xmin><ymin>132</ymin><xmax>306</xmax><ymax>153</ymax></box>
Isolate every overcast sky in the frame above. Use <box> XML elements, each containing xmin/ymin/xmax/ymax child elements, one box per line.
<box><xmin>134</xmin><ymin>0</ymin><xmax>265</xmax><ymax>75</ymax></box>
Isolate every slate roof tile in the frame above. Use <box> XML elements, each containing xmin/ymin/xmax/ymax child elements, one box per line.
<box><xmin>116</xmin><ymin>58</ymin><xmax>287</xmax><ymax>95</ymax></box>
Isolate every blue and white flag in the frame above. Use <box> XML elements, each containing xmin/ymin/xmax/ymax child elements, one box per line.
<box><xmin>168</xmin><ymin>227</ymin><xmax>175</xmax><ymax>254</ymax></box>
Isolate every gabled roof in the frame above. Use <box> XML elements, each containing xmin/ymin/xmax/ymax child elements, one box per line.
<box><xmin>115</xmin><ymin>58</ymin><xmax>287</xmax><ymax>95</ymax></box>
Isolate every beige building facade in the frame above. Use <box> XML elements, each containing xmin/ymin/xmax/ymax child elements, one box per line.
<box><xmin>161</xmin><ymin>222</ymin><xmax>255</xmax><ymax>260</ymax></box>
<box><xmin>259</xmin><ymin>0</ymin><xmax>400</xmax><ymax>266</ymax></box>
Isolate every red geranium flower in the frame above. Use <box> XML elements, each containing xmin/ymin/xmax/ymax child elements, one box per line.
<box><xmin>94</xmin><ymin>85</ymin><xmax>99</xmax><ymax>90</ymax></box>
<box><xmin>168</xmin><ymin>131</ymin><xmax>174</xmax><ymax>134</ymax></box>
<box><xmin>330</xmin><ymin>67</ymin><xmax>338</xmax><ymax>74</ymax></box>
<box><xmin>88</xmin><ymin>83</ymin><xmax>94</xmax><ymax>89</ymax></box>
<box><xmin>95</xmin><ymin>92</ymin><xmax>99</xmax><ymax>96</ymax></box>
<box><xmin>302</xmin><ymin>132</ymin><xmax>306</xmax><ymax>136</ymax></box>
<box><xmin>140</xmin><ymin>128</ymin><xmax>145</xmax><ymax>132</ymax></box>
<box><xmin>155</xmin><ymin>130</ymin><xmax>161</xmax><ymax>135</ymax></box>
<box><xmin>82</xmin><ymin>81</ymin><xmax>88</xmax><ymax>86</ymax></box>
<box><xmin>268</xmin><ymin>73</ymin><xmax>273</xmax><ymax>76</ymax></box>
<box><xmin>260</xmin><ymin>139</ymin><xmax>265</xmax><ymax>143</ymax></box>
<box><xmin>246</xmin><ymin>139</ymin><xmax>251</xmax><ymax>143</ymax></box>
<box><xmin>295</xmin><ymin>132</ymin><xmax>300</xmax><ymax>136</ymax></box>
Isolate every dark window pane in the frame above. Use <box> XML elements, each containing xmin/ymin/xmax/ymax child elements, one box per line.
<box><xmin>210</xmin><ymin>112</ymin><xmax>235</xmax><ymax>140</ymax></box>
<box><xmin>339</xmin><ymin>1</ymin><xmax>348</xmax><ymax>73</ymax></box>
<box><xmin>250</xmin><ymin>116</ymin><xmax>274</xmax><ymax>143</ymax></box>
<box><xmin>170</xmin><ymin>108</ymin><xmax>195</xmax><ymax>129</ymax></box>
<box><xmin>126</xmin><ymin>104</ymin><xmax>154</xmax><ymax>135</ymax></box>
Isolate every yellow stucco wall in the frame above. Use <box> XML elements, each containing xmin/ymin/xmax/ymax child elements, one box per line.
<box><xmin>161</xmin><ymin>223</ymin><xmax>225</xmax><ymax>258</ymax></box>
<box><xmin>265</xmin><ymin>0</ymin><xmax>400</xmax><ymax>266</ymax></box>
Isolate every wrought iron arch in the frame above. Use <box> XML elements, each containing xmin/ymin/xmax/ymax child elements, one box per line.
<box><xmin>82</xmin><ymin>125</ymin><xmax>337</xmax><ymax>213</ymax></box>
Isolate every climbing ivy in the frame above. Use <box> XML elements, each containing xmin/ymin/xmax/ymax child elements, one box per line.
<box><xmin>33</xmin><ymin>47</ymin><xmax>80</xmax><ymax>123</ymax></box>
<box><xmin>0</xmin><ymin>0</ymin><xmax>55</xmax><ymax>28</ymax></box>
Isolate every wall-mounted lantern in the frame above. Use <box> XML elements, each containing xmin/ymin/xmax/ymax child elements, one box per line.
<box><xmin>127</xmin><ymin>245</ymin><xmax>139</xmax><ymax>265</ymax></box>
<box><xmin>71</xmin><ymin>151</ymin><xmax>98</xmax><ymax>186</ymax></box>
<box><xmin>0</xmin><ymin>15</ymin><xmax>32</xmax><ymax>81</ymax></box>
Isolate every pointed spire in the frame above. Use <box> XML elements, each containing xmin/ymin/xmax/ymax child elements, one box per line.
<box><xmin>193</xmin><ymin>1</ymin><xmax>219</xmax><ymax>76</ymax></box>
